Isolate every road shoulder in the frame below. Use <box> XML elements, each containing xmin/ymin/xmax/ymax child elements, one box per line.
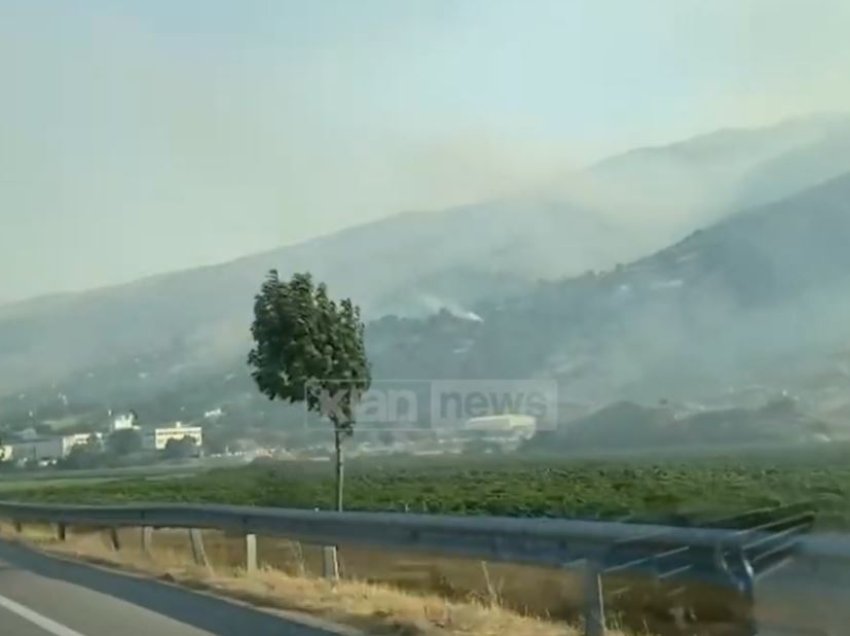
<box><xmin>0</xmin><ymin>539</ymin><xmax>361</xmax><ymax>636</ymax></box>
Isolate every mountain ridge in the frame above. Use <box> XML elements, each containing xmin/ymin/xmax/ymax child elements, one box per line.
<box><xmin>7</xmin><ymin>112</ymin><xmax>850</xmax><ymax>310</ymax></box>
<box><xmin>3</xmin><ymin>162</ymin><xmax>850</xmax><ymax>455</ymax></box>
<box><xmin>3</xmin><ymin>114</ymin><xmax>850</xmax><ymax>408</ymax></box>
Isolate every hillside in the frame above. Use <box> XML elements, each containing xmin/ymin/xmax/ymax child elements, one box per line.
<box><xmin>0</xmin><ymin>198</ymin><xmax>621</xmax><ymax>395</ymax></box>
<box><xmin>586</xmin><ymin>112</ymin><xmax>850</xmax><ymax>233</ymax></box>
<box><xmin>3</xmin><ymin>115</ymin><xmax>850</xmax><ymax>438</ymax></box>
<box><xmin>6</xmin><ymin>169</ymin><xmax>850</xmax><ymax>454</ymax></box>
<box><xmin>522</xmin><ymin>398</ymin><xmax>832</xmax><ymax>453</ymax></box>
<box><xmin>371</xmin><ymin>171</ymin><xmax>850</xmax><ymax>406</ymax></box>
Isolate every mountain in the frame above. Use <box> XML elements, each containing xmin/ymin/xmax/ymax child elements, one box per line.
<box><xmin>9</xmin><ymin>167</ymin><xmax>850</xmax><ymax>448</ymax></box>
<box><xmin>370</xmin><ymin>170</ymin><xmax>850</xmax><ymax>405</ymax></box>
<box><xmin>0</xmin><ymin>197</ymin><xmax>630</xmax><ymax>396</ymax></box>
<box><xmin>583</xmin><ymin>112</ymin><xmax>850</xmax><ymax>237</ymax></box>
<box><xmin>3</xmin><ymin>114</ymin><xmax>850</xmax><ymax>423</ymax></box>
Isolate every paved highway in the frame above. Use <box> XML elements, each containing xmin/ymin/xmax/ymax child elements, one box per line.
<box><xmin>0</xmin><ymin>540</ymin><xmax>354</xmax><ymax>636</ymax></box>
<box><xmin>755</xmin><ymin>555</ymin><xmax>848</xmax><ymax>636</ymax></box>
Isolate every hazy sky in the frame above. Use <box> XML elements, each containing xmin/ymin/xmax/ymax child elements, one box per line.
<box><xmin>2</xmin><ymin>1</ymin><xmax>850</xmax><ymax>302</ymax></box>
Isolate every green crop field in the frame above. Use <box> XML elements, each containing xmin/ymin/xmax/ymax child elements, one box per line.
<box><xmin>0</xmin><ymin>461</ymin><xmax>230</xmax><ymax>495</ymax></box>
<box><xmin>4</xmin><ymin>442</ymin><xmax>850</xmax><ymax>528</ymax></box>
<box><xmin>0</xmin><ymin>476</ymin><xmax>116</xmax><ymax>492</ymax></box>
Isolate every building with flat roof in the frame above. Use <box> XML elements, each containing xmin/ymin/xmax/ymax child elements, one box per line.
<box><xmin>142</xmin><ymin>423</ymin><xmax>203</xmax><ymax>451</ymax></box>
<box><xmin>463</xmin><ymin>414</ymin><xmax>536</xmax><ymax>434</ymax></box>
<box><xmin>461</xmin><ymin>414</ymin><xmax>537</xmax><ymax>450</ymax></box>
<box><xmin>110</xmin><ymin>412</ymin><xmax>138</xmax><ymax>433</ymax></box>
<box><xmin>10</xmin><ymin>433</ymin><xmax>101</xmax><ymax>462</ymax></box>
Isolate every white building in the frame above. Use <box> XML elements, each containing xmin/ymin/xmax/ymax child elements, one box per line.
<box><xmin>142</xmin><ymin>423</ymin><xmax>203</xmax><ymax>450</ymax></box>
<box><xmin>461</xmin><ymin>415</ymin><xmax>537</xmax><ymax>449</ymax></box>
<box><xmin>110</xmin><ymin>412</ymin><xmax>138</xmax><ymax>433</ymax></box>
<box><xmin>463</xmin><ymin>414</ymin><xmax>536</xmax><ymax>436</ymax></box>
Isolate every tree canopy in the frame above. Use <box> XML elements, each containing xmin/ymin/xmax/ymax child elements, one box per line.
<box><xmin>248</xmin><ymin>270</ymin><xmax>371</xmax><ymax>434</ymax></box>
<box><xmin>248</xmin><ymin>270</ymin><xmax>371</xmax><ymax>516</ymax></box>
<box><xmin>163</xmin><ymin>435</ymin><xmax>198</xmax><ymax>460</ymax></box>
<box><xmin>107</xmin><ymin>428</ymin><xmax>143</xmax><ymax>456</ymax></box>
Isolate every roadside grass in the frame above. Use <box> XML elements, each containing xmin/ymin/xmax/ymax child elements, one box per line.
<box><xmin>0</xmin><ymin>522</ymin><xmax>622</xmax><ymax>636</ymax></box>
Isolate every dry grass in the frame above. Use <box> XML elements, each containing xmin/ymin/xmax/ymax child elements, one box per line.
<box><xmin>0</xmin><ymin>522</ymin><xmax>620</xmax><ymax>636</ymax></box>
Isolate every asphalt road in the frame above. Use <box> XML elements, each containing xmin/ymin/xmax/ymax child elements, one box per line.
<box><xmin>755</xmin><ymin>554</ymin><xmax>849</xmax><ymax>636</ymax></box>
<box><xmin>0</xmin><ymin>540</ymin><xmax>353</xmax><ymax>636</ymax></box>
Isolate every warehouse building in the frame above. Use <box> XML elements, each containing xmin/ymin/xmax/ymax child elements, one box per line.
<box><xmin>10</xmin><ymin>432</ymin><xmax>101</xmax><ymax>462</ymax></box>
<box><xmin>142</xmin><ymin>423</ymin><xmax>203</xmax><ymax>450</ymax></box>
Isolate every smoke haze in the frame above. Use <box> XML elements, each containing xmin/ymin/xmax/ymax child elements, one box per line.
<box><xmin>2</xmin><ymin>1</ymin><xmax>850</xmax><ymax>301</ymax></box>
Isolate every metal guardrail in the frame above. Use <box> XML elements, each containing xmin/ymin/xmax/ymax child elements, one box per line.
<box><xmin>0</xmin><ymin>500</ymin><xmax>834</xmax><ymax>635</ymax></box>
<box><xmin>600</xmin><ymin>503</ymin><xmax>817</xmax><ymax>635</ymax></box>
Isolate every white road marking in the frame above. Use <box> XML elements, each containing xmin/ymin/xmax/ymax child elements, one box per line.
<box><xmin>0</xmin><ymin>592</ymin><xmax>87</xmax><ymax>636</ymax></box>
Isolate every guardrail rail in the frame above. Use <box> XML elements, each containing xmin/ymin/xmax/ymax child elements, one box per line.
<box><xmin>0</xmin><ymin>500</ymin><xmax>832</xmax><ymax>636</ymax></box>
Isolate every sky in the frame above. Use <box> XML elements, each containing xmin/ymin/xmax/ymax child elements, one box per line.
<box><xmin>2</xmin><ymin>0</ymin><xmax>850</xmax><ymax>302</ymax></box>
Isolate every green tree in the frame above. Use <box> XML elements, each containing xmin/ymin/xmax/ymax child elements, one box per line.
<box><xmin>162</xmin><ymin>436</ymin><xmax>198</xmax><ymax>460</ymax></box>
<box><xmin>60</xmin><ymin>437</ymin><xmax>103</xmax><ymax>469</ymax></box>
<box><xmin>107</xmin><ymin>428</ymin><xmax>143</xmax><ymax>456</ymax></box>
<box><xmin>248</xmin><ymin>270</ymin><xmax>371</xmax><ymax>512</ymax></box>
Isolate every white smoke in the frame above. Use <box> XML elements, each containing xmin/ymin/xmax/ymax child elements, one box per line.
<box><xmin>417</xmin><ymin>294</ymin><xmax>484</xmax><ymax>322</ymax></box>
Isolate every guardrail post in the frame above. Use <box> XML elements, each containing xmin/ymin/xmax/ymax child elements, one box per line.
<box><xmin>716</xmin><ymin>541</ymin><xmax>758</xmax><ymax>636</ymax></box>
<box><xmin>322</xmin><ymin>545</ymin><xmax>340</xmax><ymax>580</ymax></box>
<box><xmin>140</xmin><ymin>526</ymin><xmax>153</xmax><ymax>554</ymax></box>
<box><xmin>56</xmin><ymin>522</ymin><xmax>66</xmax><ymax>541</ymax></box>
<box><xmin>189</xmin><ymin>528</ymin><xmax>208</xmax><ymax>567</ymax></box>
<box><xmin>108</xmin><ymin>527</ymin><xmax>121</xmax><ymax>551</ymax></box>
<box><xmin>244</xmin><ymin>533</ymin><xmax>258</xmax><ymax>573</ymax></box>
<box><xmin>736</xmin><ymin>552</ymin><xmax>757</xmax><ymax>636</ymax></box>
<box><xmin>583</xmin><ymin>558</ymin><xmax>606</xmax><ymax>636</ymax></box>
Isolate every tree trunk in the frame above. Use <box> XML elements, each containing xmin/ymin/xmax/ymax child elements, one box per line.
<box><xmin>324</xmin><ymin>426</ymin><xmax>344</xmax><ymax>580</ymax></box>
<box><xmin>334</xmin><ymin>427</ymin><xmax>344</xmax><ymax>512</ymax></box>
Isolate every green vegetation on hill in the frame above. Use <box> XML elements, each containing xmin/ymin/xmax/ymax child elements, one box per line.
<box><xmin>7</xmin><ymin>165</ymin><xmax>850</xmax><ymax>438</ymax></box>
<box><xmin>6</xmin><ymin>444</ymin><xmax>850</xmax><ymax>529</ymax></box>
<box><xmin>522</xmin><ymin>397</ymin><xmax>832</xmax><ymax>452</ymax></box>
